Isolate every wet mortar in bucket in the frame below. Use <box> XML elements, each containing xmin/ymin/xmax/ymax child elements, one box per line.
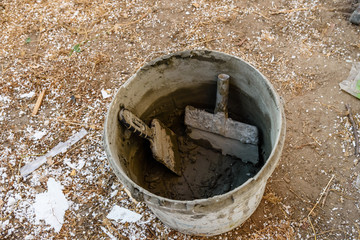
<box><xmin>123</xmin><ymin>82</ymin><xmax>267</xmax><ymax>201</ymax></box>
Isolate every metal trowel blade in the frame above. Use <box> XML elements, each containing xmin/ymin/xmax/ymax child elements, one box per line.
<box><xmin>150</xmin><ymin>119</ymin><xmax>182</xmax><ymax>176</ymax></box>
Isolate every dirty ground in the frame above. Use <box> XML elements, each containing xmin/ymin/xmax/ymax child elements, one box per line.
<box><xmin>0</xmin><ymin>0</ymin><xmax>360</xmax><ymax>239</ymax></box>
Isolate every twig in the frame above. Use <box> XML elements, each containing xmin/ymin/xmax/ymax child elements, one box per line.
<box><xmin>32</xmin><ymin>89</ymin><xmax>46</xmax><ymax>116</ymax></box>
<box><xmin>254</xmin><ymin>11</ymin><xmax>271</xmax><ymax>20</ymax></box>
<box><xmin>235</xmin><ymin>38</ymin><xmax>247</xmax><ymax>47</ymax></box>
<box><xmin>308</xmin><ymin>228</ymin><xmax>346</xmax><ymax>239</ymax></box>
<box><xmin>287</xmin><ymin>186</ymin><xmax>312</xmax><ymax>205</ymax></box>
<box><xmin>270</xmin><ymin>7</ymin><xmax>310</xmax><ymax>15</ymax></box>
<box><xmin>186</xmin><ymin>37</ymin><xmax>224</xmax><ymax>48</ymax></box>
<box><xmin>146</xmin><ymin>225</ymin><xmax>156</xmax><ymax>238</ymax></box>
<box><xmin>54</xmin><ymin>117</ymin><xmax>100</xmax><ymax>130</ymax></box>
<box><xmin>308</xmin><ymin>134</ymin><xmax>322</xmax><ymax>147</ymax></box>
<box><xmin>0</xmin><ymin>200</ymin><xmax>21</xmax><ymax>221</ymax></box>
<box><xmin>329</xmin><ymin>189</ymin><xmax>357</xmax><ymax>200</ymax></box>
<box><xmin>109</xmin><ymin>9</ymin><xmax>151</xmax><ymax>32</ymax></box>
<box><xmin>308</xmin><ymin>216</ymin><xmax>317</xmax><ymax>240</ymax></box>
<box><xmin>355</xmin><ymin>223</ymin><xmax>360</xmax><ymax>240</ymax></box>
<box><xmin>308</xmin><ymin>174</ymin><xmax>335</xmax><ymax>217</ymax></box>
<box><xmin>294</xmin><ymin>142</ymin><xmax>317</xmax><ymax>149</ymax></box>
<box><xmin>321</xmin><ymin>186</ymin><xmax>330</xmax><ymax>208</ymax></box>
<box><xmin>345</xmin><ymin>104</ymin><xmax>359</xmax><ymax>156</ymax></box>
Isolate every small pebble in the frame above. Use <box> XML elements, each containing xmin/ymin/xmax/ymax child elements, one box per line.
<box><xmin>350</xmin><ymin>6</ymin><xmax>360</xmax><ymax>25</ymax></box>
<box><xmin>354</xmin><ymin>158</ymin><xmax>359</xmax><ymax>166</ymax></box>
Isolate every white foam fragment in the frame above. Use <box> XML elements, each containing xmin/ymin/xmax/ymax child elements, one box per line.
<box><xmin>7</xmin><ymin>197</ymin><xmax>16</xmax><ymax>207</ymax></box>
<box><xmin>20</xmin><ymin>128</ymin><xmax>87</xmax><ymax>177</ymax></box>
<box><xmin>33</xmin><ymin>178</ymin><xmax>69</xmax><ymax>233</ymax></box>
<box><xmin>110</xmin><ymin>190</ymin><xmax>118</xmax><ymax>198</ymax></box>
<box><xmin>64</xmin><ymin>158</ymin><xmax>86</xmax><ymax>169</ymax></box>
<box><xmin>0</xmin><ymin>95</ymin><xmax>11</xmax><ymax>102</ymax></box>
<box><xmin>77</xmin><ymin>159</ymin><xmax>85</xmax><ymax>169</ymax></box>
<box><xmin>107</xmin><ymin>205</ymin><xmax>142</xmax><ymax>223</ymax></box>
<box><xmin>32</xmin><ymin>130</ymin><xmax>47</xmax><ymax>140</ymax></box>
<box><xmin>20</xmin><ymin>91</ymin><xmax>35</xmax><ymax>99</ymax></box>
<box><xmin>101</xmin><ymin>89</ymin><xmax>112</xmax><ymax>99</ymax></box>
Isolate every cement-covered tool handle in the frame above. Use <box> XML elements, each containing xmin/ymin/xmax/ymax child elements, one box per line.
<box><xmin>119</xmin><ymin>108</ymin><xmax>153</xmax><ymax>140</ymax></box>
<box><xmin>215</xmin><ymin>73</ymin><xmax>230</xmax><ymax>115</ymax></box>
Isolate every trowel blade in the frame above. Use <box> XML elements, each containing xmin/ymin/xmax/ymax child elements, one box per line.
<box><xmin>184</xmin><ymin>105</ymin><xmax>259</xmax><ymax>164</ymax></box>
<box><xmin>185</xmin><ymin>106</ymin><xmax>259</xmax><ymax>145</ymax></box>
<box><xmin>150</xmin><ymin>119</ymin><xmax>182</xmax><ymax>176</ymax></box>
<box><xmin>187</xmin><ymin>127</ymin><xmax>259</xmax><ymax>164</ymax></box>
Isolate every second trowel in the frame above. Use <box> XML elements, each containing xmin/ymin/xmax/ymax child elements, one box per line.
<box><xmin>184</xmin><ymin>74</ymin><xmax>259</xmax><ymax>164</ymax></box>
<box><xmin>119</xmin><ymin>108</ymin><xmax>182</xmax><ymax>175</ymax></box>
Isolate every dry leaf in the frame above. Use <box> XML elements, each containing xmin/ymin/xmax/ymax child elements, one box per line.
<box><xmin>192</xmin><ymin>3</ymin><xmax>200</xmax><ymax>8</ymax></box>
<box><xmin>46</xmin><ymin>157</ymin><xmax>54</xmax><ymax>165</ymax></box>
<box><xmin>263</xmin><ymin>192</ymin><xmax>282</xmax><ymax>204</ymax></box>
<box><xmin>39</xmin><ymin>176</ymin><xmax>48</xmax><ymax>183</ymax></box>
<box><xmin>102</xmin><ymin>217</ymin><xmax>111</xmax><ymax>227</ymax></box>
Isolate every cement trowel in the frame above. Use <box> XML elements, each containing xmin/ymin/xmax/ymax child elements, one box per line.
<box><xmin>119</xmin><ymin>108</ymin><xmax>182</xmax><ymax>175</ymax></box>
<box><xmin>184</xmin><ymin>74</ymin><xmax>259</xmax><ymax>164</ymax></box>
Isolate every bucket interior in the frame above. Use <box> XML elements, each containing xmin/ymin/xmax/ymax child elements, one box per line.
<box><xmin>108</xmin><ymin>51</ymin><xmax>281</xmax><ymax>201</ymax></box>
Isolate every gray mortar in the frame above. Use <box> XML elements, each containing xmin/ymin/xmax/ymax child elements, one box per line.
<box><xmin>104</xmin><ymin>50</ymin><xmax>286</xmax><ymax>236</ymax></box>
<box><xmin>138</xmin><ymin>103</ymin><xmax>261</xmax><ymax>200</ymax></box>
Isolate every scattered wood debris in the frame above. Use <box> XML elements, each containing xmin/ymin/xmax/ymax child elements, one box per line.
<box><xmin>31</xmin><ymin>90</ymin><xmax>46</xmax><ymax>116</ymax></box>
<box><xmin>345</xmin><ymin>104</ymin><xmax>359</xmax><ymax>156</ymax></box>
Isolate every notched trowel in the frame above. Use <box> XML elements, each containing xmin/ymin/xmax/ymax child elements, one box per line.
<box><xmin>119</xmin><ymin>108</ymin><xmax>182</xmax><ymax>175</ymax></box>
<box><xmin>184</xmin><ymin>74</ymin><xmax>259</xmax><ymax>164</ymax></box>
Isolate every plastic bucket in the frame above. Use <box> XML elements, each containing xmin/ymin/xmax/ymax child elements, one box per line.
<box><xmin>104</xmin><ymin>50</ymin><xmax>285</xmax><ymax>236</ymax></box>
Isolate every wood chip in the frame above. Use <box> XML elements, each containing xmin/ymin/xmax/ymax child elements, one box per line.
<box><xmin>123</xmin><ymin>188</ymin><xmax>139</xmax><ymax>204</ymax></box>
<box><xmin>32</xmin><ymin>89</ymin><xmax>46</xmax><ymax>116</ymax></box>
<box><xmin>283</xmin><ymin>176</ymin><xmax>291</xmax><ymax>183</ymax></box>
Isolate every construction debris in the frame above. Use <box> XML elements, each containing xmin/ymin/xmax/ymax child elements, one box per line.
<box><xmin>20</xmin><ymin>128</ymin><xmax>88</xmax><ymax>177</ymax></box>
<box><xmin>340</xmin><ymin>62</ymin><xmax>360</xmax><ymax>100</ymax></box>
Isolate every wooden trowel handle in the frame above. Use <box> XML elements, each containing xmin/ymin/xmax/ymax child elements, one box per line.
<box><xmin>215</xmin><ymin>73</ymin><xmax>230</xmax><ymax>116</ymax></box>
<box><xmin>119</xmin><ymin>108</ymin><xmax>153</xmax><ymax>140</ymax></box>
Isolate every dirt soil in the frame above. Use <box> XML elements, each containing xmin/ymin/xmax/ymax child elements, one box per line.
<box><xmin>1</xmin><ymin>0</ymin><xmax>360</xmax><ymax>239</ymax></box>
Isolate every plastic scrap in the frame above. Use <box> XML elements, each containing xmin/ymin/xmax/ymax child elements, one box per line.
<box><xmin>20</xmin><ymin>128</ymin><xmax>88</xmax><ymax>177</ymax></box>
<box><xmin>340</xmin><ymin>62</ymin><xmax>360</xmax><ymax>99</ymax></box>
<box><xmin>33</xmin><ymin>178</ymin><xmax>69</xmax><ymax>233</ymax></box>
<box><xmin>107</xmin><ymin>205</ymin><xmax>142</xmax><ymax>223</ymax></box>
